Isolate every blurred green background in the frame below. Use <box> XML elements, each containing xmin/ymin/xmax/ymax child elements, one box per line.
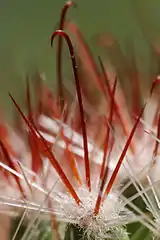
<box><xmin>0</xmin><ymin>0</ymin><xmax>160</xmax><ymax>117</ymax></box>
